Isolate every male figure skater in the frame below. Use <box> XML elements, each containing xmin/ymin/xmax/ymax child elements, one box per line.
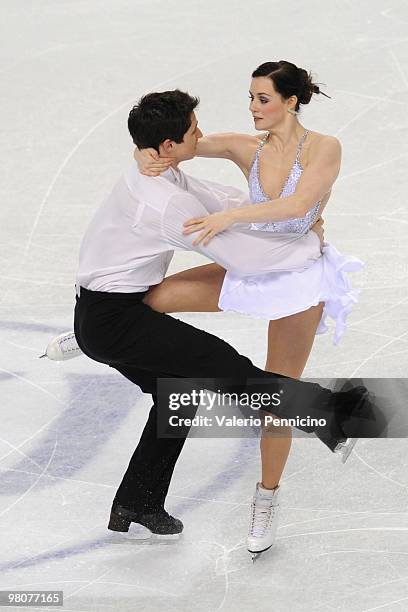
<box><xmin>51</xmin><ymin>90</ymin><xmax>374</xmax><ymax>539</ymax></box>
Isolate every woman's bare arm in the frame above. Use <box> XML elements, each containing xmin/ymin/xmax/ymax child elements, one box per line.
<box><xmin>183</xmin><ymin>136</ymin><xmax>340</xmax><ymax>245</ymax></box>
<box><xmin>195</xmin><ymin>133</ymin><xmax>256</xmax><ymax>167</ymax></box>
<box><xmin>228</xmin><ymin>136</ymin><xmax>341</xmax><ymax>223</ymax></box>
<box><xmin>134</xmin><ymin>133</ymin><xmax>258</xmax><ymax>176</ymax></box>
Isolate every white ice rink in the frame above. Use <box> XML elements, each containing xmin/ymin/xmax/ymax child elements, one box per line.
<box><xmin>1</xmin><ymin>1</ymin><xmax>408</xmax><ymax>610</ymax></box>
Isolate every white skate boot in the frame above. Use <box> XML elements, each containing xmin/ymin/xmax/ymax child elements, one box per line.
<box><xmin>39</xmin><ymin>331</ymin><xmax>83</xmax><ymax>361</ymax></box>
<box><xmin>247</xmin><ymin>482</ymin><xmax>281</xmax><ymax>562</ymax></box>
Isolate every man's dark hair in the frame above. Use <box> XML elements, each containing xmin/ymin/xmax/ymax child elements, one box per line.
<box><xmin>128</xmin><ymin>89</ymin><xmax>200</xmax><ymax>153</ymax></box>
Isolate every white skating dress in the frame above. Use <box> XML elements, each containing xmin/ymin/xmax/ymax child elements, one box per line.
<box><xmin>218</xmin><ymin>130</ymin><xmax>364</xmax><ymax>345</ymax></box>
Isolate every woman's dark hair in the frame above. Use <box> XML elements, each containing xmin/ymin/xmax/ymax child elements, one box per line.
<box><xmin>128</xmin><ymin>89</ymin><xmax>200</xmax><ymax>153</ymax></box>
<box><xmin>252</xmin><ymin>61</ymin><xmax>331</xmax><ymax>111</ymax></box>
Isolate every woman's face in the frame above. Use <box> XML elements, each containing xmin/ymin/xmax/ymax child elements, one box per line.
<box><xmin>249</xmin><ymin>77</ymin><xmax>294</xmax><ymax>130</ymax></box>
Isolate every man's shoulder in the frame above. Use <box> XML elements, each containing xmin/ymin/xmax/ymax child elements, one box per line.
<box><xmin>124</xmin><ymin>163</ymin><xmax>184</xmax><ymax>202</ymax></box>
<box><xmin>180</xmin><ymin>169</ymin><xmax>225</xmax><ymax>193</ymax></box>
<box><xmin>181</xmin><ymin>169</ymin><xmax>248</xmax><ymax>200</ymax></box>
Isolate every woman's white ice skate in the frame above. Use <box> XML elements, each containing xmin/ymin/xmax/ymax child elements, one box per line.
<box><xmin>39</xmin><ymin>331</ymin><xmax>83</xmax><ymax>361</ymax></box>
<box><xmin>247</xmin><ymin>482</ymin><xmax>281</xmax><ymax>562</ymax></box>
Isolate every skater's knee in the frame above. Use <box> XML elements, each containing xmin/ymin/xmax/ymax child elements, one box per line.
<box><xmin>143</xmin><ymin>284</ymin><xmax>175</xmax><ymax>313</ymax></box>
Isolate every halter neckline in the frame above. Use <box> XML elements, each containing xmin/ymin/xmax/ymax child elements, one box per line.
<box><xmin>254</xmin><ymin>129</ymin><xmax>309</xmax><ymax>200</ymax></box>
<box><xmin>261</xmin><ymin>129</ymin><xmax>309</xmax><ymax>161</ymax></box>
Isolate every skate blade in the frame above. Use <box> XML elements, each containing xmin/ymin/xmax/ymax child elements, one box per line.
<box><xmin>109</xmin><ymin>532</ymin><xmax>151</xmax><ymax>543</ymax></box>
<box><xmin>123</xmin><ymin>530</ymin><xmax>182</xmax><ymax>541</ymax></box>
<box><xmin>153</xmin><ymin>532</ymin><xmax>183</xmax><ymax>540</ymax></box>
<box><xmin>248</xmin><ymin>544</ymin><xmax>272</xmax><ymax>562</ymax></box>
<box><xmin>108</xmin><ymin>519</ymin><xmax>182</xmax><ymax>542</ymax></box>
<box><xmin>341</xmin><ymin>438</ymin><xmax>359</xmax><ymax>463</ymax></box>
<box><xmin>117</xmin><ymin>532</ymin><xmax>182</xmax><ymax>543</ymax></box>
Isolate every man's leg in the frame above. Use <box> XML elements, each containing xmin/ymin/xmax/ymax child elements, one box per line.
<box><xmin>75</xmin><ymin>287</ymin><xmax>368</xmax><ymax>441</ymax></box>
<box><xmin>111</xmin><ymin>365</ymin><xmax>192</xmax><ymax>513</ymax></box>
<box><xmin>74</xmin><ymin>294</ymin><xmax>194</xmax><ymax>531</ymax></box>
<box><xmin>74</xmin><ymin>287</ymin><xmax>381</xmax><ymax>517</ymax></box>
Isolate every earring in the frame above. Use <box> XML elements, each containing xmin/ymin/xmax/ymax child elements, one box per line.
<box><xmin>287</xmin><ymin>108</ymin><xmax>298</xmax><ymax>115</ymax></box>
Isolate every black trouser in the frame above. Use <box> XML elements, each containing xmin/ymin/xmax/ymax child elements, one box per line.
<box><xmin>74</xmin><ymin>286</ymin><xmax>348</xmax><ymax>513</ymax></box>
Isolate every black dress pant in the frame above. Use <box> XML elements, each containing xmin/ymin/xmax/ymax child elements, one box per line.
<box><xmin>74</xmin><ymin>286</ymin><xmax>348</xmax><ymax>512</ymax></box>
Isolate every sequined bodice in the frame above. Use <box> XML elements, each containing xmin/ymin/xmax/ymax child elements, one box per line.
<box><xmin>248</xmin><ymin>129</ymin><xmax>321</xmax><ymax>234</ymax></box>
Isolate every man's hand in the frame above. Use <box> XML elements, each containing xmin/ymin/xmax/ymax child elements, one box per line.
<box><xmin>133</xmin><ymin>147</ymin><xmax>172</xmax><ymax>176</ymax></box>
<box><xmin>311</xmin><ymin>217</ymin><xmax>325</xmax><ymax>249</ymax></box>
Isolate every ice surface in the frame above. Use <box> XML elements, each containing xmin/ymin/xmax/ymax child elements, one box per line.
<box><xmin>1</xmin><ymin>0</ymin><xmax>408</xmax><ymax>610</ymax></box>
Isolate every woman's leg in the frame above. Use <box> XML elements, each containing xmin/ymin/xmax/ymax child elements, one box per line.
<box><xmin>143</xmin><ymin>263</ymin><xmax>225</xmax><ymax>312</ymax></box>
<box><xmin>143</xmin><ymin>266</ymin><xmax>323</xmax><ymax>489</ymax></box>
<box><xmin>261</xmin><ymin>302</ymin><xmax>325</xmax><ymax>489</ymax></box>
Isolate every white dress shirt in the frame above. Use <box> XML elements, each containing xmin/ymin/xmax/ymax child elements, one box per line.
<box><xmin>75</xmin><ymin>164</ymin><xmax>321</xmax><ymax>295</ymax></box>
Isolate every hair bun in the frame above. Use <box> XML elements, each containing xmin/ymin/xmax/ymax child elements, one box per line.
<box><xmin>297</xmin><ymin>68</ymin><xmax>314</xmax><ymax>104</ymax></box>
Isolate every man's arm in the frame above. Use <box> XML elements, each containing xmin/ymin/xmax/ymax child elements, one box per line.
<box><xmin>162</xmin><ymin>192</ymin><xmax>321</xmax><ymax>278</ymax></box>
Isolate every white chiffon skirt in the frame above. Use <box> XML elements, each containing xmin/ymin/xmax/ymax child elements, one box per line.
<box><xmin>218</xmin><ymin>242</ymin><xmax>364</xmax><ymax>345</ymax></box>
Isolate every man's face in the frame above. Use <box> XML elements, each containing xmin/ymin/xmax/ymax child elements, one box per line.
<box><xmin>162</xmin><ymin>112</ymin><xmax>203</xmax><ymax>162</ymax></box>
<box><xmin>182</xmin><ymin>112</ymin><xmax>203</xmax><ymax>160</ymax></box>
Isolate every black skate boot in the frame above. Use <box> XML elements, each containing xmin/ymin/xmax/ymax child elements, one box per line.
<box><xmin>330</xmin><ymin>383</ymin><xmax>386</xmax><ymax>463</ymax></box>
<box><xmin>108</xmin><ymin>502</ymin><xmax>183</xmax><ymax>537</ymax></box>
<box><xmin>313</xmin><ymin>384</ymin><xmax>373</xmax><ymax>462</ymax></box>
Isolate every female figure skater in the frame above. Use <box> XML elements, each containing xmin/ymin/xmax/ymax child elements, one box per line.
<box><xmin>134</xmin><ymin>61</ymin><xmax>364</xmax><ymax>558</ymax></box>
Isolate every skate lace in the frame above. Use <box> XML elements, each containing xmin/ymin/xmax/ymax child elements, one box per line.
<box><xmin>58</xmin><ymin>334</ymin><xmax>78</xmax><ymax>354</ymax></box>
<box><xmin>249</xmin><ymin>499</ymin><xmax>277</xmax><ymax>538</ymax></box>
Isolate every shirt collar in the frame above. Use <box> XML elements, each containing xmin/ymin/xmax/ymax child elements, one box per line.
<box><xmin>161</xmin><ymin>166</ymin><xmax>182</xmax><ymax>185</ymax></box>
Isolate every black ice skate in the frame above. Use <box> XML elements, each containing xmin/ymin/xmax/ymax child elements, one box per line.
<box><xmin>108</xmin><ymin>502</ymin><xmax>183</xmax><ymax>538</ymax></box>
<box><xmin>332</xmin><ymin>385</ymin><xmax>373</xmax><ymax>463</ymax></box>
